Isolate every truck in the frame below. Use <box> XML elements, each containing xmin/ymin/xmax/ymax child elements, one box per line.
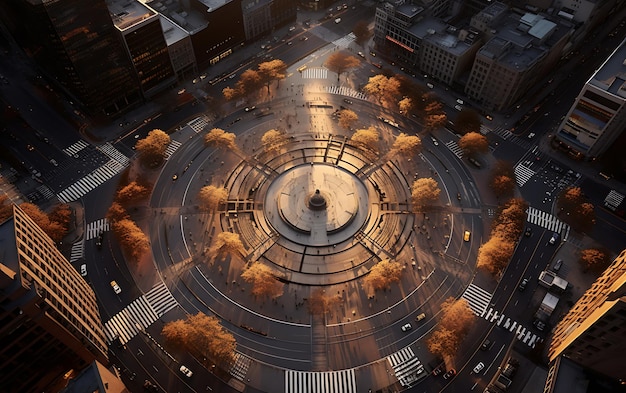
<box><xmin>538</xmin><ymin>270</ymin><xmax>568</xmax><ymax>292</ymax></box>
<box><xmin>533</xmin><ymin>293</ymin><xmax>559</xmax><ymax>331</ymax></box>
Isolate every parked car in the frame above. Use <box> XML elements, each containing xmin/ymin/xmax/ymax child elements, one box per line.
<box><xmin>179</xmin><ymin>365</ymin><xmax>193</xmax><ymax>377</ymax></box>
<box><xmin>110</xmin><ymin>281</ymin><xmax>121</xmax><ymax>294</ymax></box>
<box><xmin>473</xmin><ymin>362</ymin><xmax>485</xmax><ymax>374</ymax></box>
<box><xmin>401</xmin><ymin>323</ymin><xmax>412</xmax><ymax>332</ymax></box>
<box><xmin>443</xmin><ymin>369</ymin><xmax>456</xmax><ymax>379</ymax></box>
<box><xmin>554</xmin><ymin>259</ymin><xmax>563</xmax><ymax>271</ymax></box>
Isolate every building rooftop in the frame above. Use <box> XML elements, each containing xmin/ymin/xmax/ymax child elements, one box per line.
<box><xmin>107</xmin><ymin>0</ymin><xmax>156</xmax><ymax>31</ymax></box>
<box><xmin>159</xmin><ymin>14</ymin><xmax>188</xmax><ymax>44</ymax></box>
<box><xmin>396</xmin><ymin>3</ymin><xmax>424</xmax><ymax>19</ymax></box>
<box><xmin>196</xmin><ymin>0</ymin><xmax>229</xmax><ymax>11</ymax></box>
<box><xmin>141</xmin><ymin>0</ymin><xmax>208</xmax><ymax>33</ymax></box>
<box><xmin>589</xmin><ymin>37</ymin><xmax>626</xmax><ymax>99</ymax></box>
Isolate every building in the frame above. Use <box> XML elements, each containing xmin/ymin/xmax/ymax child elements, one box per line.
<box><xmin>107</xmin><ymin>0</ymin><xmax>176</xmax><ymax>98</ymax></box>
<box><xmin>158</xmin><ymin>16</ymin><xmax>197</xmax><ymax>82</ymax></box>
<box><xmin>60</xmin><ymin>361</ymin><xmax>129</xmax><ymax>393</ymax></box>
<box><xmin>548</xmin><ymin>249</ymin><xmax>626</xmax><ymax>381</ymax></box>
<box><xmin>554</xmin><ymin>38</ymin><xmax>626</xmax><ymax>160</ymax></box>
<box><xmin>0</xmin><ymin>205</ymin><xmax>108</xmax><ymax>393</ymax></box>
<box><xmin>241</xmin><ymin>0</ymin><xmax>297</xmax><ymax>42</ymax></box>
<box><xmin>0</xmin><ymin>0</ymin><xmax>143</xmax><ymax>117</ymax></box>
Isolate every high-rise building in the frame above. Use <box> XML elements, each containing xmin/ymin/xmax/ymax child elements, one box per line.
<box><xmin>242</xmin><ymin>0</ymin><xmax>296</xmax><ymax>41</ymax></box>
<box><xmin>0</xmin><ymin>0</ymin><xmax>142</xmax><ymax>117</ymax></box>
<box><xmin>554</xmin><ymin>38</ymin><xmax>626</xmax><ymax>160</ymax></box>
<box><xmin>548</xmin><ymin>249</ymin><xmax>626</xmax><ymax>381</ymax></box>
<box><xmin>0</xmin><ymin>205</ymin><xmax>108</xmax><ymax>393</ymax></box>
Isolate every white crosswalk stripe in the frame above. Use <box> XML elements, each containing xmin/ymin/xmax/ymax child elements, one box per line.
<box><xmin>302</xmin><ymin>67</ymin><xmax>328</xmax><ymax>79</ymax></box>
<box><xmin>63</xmin><ymin>140</ymin><xmax>89</xmax><ymax>156</ymax></box>
<box><xmin>445</xmin><ymin>140</ymin><xmax>463</xmax><ymax>158</ymax></box>
<box><xmin>479</xmin><ymin>124</ymin><xmax>490</xmax><ymax>135</ymax></box>
<box><xmin>86</xmin><ymin>218</ymin><xmax>109</xmax><ymax>241</ymax></box>
<box><xmin>324</xmin><ymin>85</ymin><xmax>368</xmax><ymax>100</ymax></box>
<box><xmin>187</xmin><ymin>116</ymin><xmax>208</xmax><ymax>133</ymax></box>
<box><xmin>98</xmin><ymin>143</ymin><xmax>129</xmax><ymax>166</ymax></box>
<box><xmin>480</xmin><ymin>307</ymin><xmax>543</xmax><ymax>348</ymax></box>
<box><xmin>70</xmin><ymin>240</ymin><xmax>84</xmax><ymax>263</ymax></box>
<box><xmin>285</xmin><ymin>369</ymin><xmax>356</xmax><ymax>393</ymax></box>
<box><xmin>164</xmin><ymin>139</ymin><xmax>182</xmax><ymax>159</ymax></box>
<box><xmin>462</xmin><ymin>284</ymin><xmax>493</xmax><ymax>316</ymax></box>
<box><xmin>489</xmin><ymin>126</ymin><xmax>514</xmax><ymax>140</ymax></box>
<box><xmin>386</xmin><ymin>346</ymin><xmax>425</xmax><ymax>386</ymax></box>
<box><xmin>526</xmin><ymin>206</ymin><xmax>570</xmax><ymax>240</ymax></box>
<box><xmin>332</xmin><ymin>32</ymin><xmax>356</xmax><ymax>48</ymax></box>
<box><xmin>514</xmin><ymin>164</ymin><xmax>536</xmax><ymax>187</ymax></box>
<box><xmin>36</xmin><ymin>185</ymin><xmax>55</xmax><ymax>200</ymax></box>
<box><xmin>104</xmin><ymin>283</ymin><xmax>178</xmax><ymax>345</ymax></box>
<box><xmin>229</xmin><ymin>353</ymin><xmax>252</xmax><ymax>381</ymax></box>
<box><xmin>57</xmin><ymin>160</ymin><xmax>126</xmax><ymax>203</ymax></box>
<box><xmin>604</xmin><ymin>190</ymin><xmax>624</xmax><ymax>210</ymax></box>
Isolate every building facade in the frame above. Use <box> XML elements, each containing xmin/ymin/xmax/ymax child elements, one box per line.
<box><xmin>548</xmin><ymin>249</ymin><xmax>626</xmax><ymax>381</ymax></box>
<box><xmin>0</xmin><ymin>205</ymin><xmax>108</xmax><ymax>393</ymax></box>
<box><xmin>554</xmin><ymin>38</ymin><xmax>626</xmax><ymax>160</ymax></box>
<box><xmin>242</xmin><ymin>0</ymin><xmax>297</xmax><ymax>42</ymax></box>
<box><xmin>0</xmin><ymin>0</ymin><xmax>143</xmax><ymax>117</ymax></box>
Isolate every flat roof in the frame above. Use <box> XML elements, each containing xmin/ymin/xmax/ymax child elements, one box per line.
<box><xmin>107</xmin><ymin>0</ymin><xmax>156</xmax><ymax>31</ymax></box>
<box><xmin>159</xmin><ymin>15</ymin><xmax>188</xmax><ymax>44</ymax></box>
<box><xmin>141</xmin><ymin>0</ymin><xmax>208</xmax><ymax>33</ymax></box>
<box><xmin>589</xmin><ymin>37</ymin><xmax>626</xmax><ymax>100</ymax></box>
<box><xmin>197</xmin><ymin>0</ymin><xmax>229</xmax><ymax>11</ymax></box>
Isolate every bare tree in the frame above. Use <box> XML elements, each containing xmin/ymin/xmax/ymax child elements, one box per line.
<box><xmin>363</xmin><ymin>259</ymin><xmax>403</xmax><ymax>296</ymax></box>
<box><xmin>204</xmin><ymin>128</ymin><xmax>238</xmax><ymax>151</ymax></box>
<box><xmin>241</xmin><ymin>262</ymin><xmax>284</xmax><ymax>298</ymax></box>
<box><xmin>325</xmin><ymin>52</ymin><xmax>361</xmax><ymax>82</ymax></box>
<box><xmin>411</xmin><ymin>178</ymin><xmax>441</xmax><ymax>211</ymax></box>
<box><xmin>390</xmin><ymin>133</ymin><xmax>422</xmax><ymax>158</ymax></box>
<box><xmin>351</xmin><ymin>127</ymin><xmax>379</xmax><ymax>153</ymax></box>
<box><xmin>162</xmin><ymin>313</ymin><xmax>236</xmax><ymax>367</ymax></box>
<box><xmin>198</xmin><ymin>185</ymin><xmax>228</xmax><ymax>211</ymax></box>
<box><xmin>338</xmin><ymin>109</ymin><xmax>358</xmax><ymax>130</ymax></box>
<box><xmin>458</xmin><ymin>132</ymin><xmax>489</xmax><ymax>158</ymax></box>
<box><xmin>135</xmin><ymin>129</ymin><xmax>171</xmax><ymax>167</ymax></box>
<box><xmin>261</xmin><ymin>129</ymin><xmax>289</xmax><ymax>154</ymax></box>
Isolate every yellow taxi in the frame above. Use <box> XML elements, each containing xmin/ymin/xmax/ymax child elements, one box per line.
<box><xmin>463</xmin><ymin>230</ymin><xmax>471</xmax><ymax>242</ymax></box>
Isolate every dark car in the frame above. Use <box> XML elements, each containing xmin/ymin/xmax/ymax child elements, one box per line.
<box><xmin>443</xmin><ymin>369</ymin><xmax>456</xmax><ymax>379</ymax></box>
<box><xmin>481</xmin><ymin>339</ymin><xmax>491</xmax><ymax>351</ymax></box>
<box><xmin>518</xmin><ymin>278</ymin><xmax>528</xmax><ymax>291</ymax></box>
<box><xmin>553</xmin><ymin>259</ymin><xmax>563</xmax><ymax>272</ymax></box>
<box><xmin>525</xmin><ymin>227</ymin><xmax>532</xmax><ymax>237</ymax></box>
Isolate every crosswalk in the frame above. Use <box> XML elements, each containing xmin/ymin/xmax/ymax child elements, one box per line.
<box><xmin>98</xmin><ymin>143</ymin><xmax>129</xmax><ymax>166</ymax></box>
<box><xmin>230</xmin><ymin>353</ymin><xmax>251</xmax><ymax>381</ymax></box>
<box><xmin>461</xmin><ymin>283</ymin><xmax>493</xmax><ymax>316</ymax></box>
<box><xmin>104</xmin><ymin>282</ymin><xmax>178</xmax><ymax>344</ymax></box>
<box><xmin>487</xmin><ymin>126</ymin><xmax>514</xmax><ymax>140</ymax></box>
<box><xmin>332</xmin><ymin>32</ymin><xmax>356</xmax><ymax>48</ymax></box>
<box><xmin>36</xmin><ymin>185</ymin><xmax>55</xmax><ymax>200</ymax></box>
<box><xmin>164</xmin><ymin>139</ymin><xmax>182</xmax><ymax>159</ymax></box>
<box><xmin>284</xmin><ymin>369</ymin><xmax>356</xmax><ymax>393</ymax></box>
<box><xmin>187</xmin><ymin>116</ymin><xmax>208</xmax><ymax>133</ymax></box>
<box><xmin>70</xmin><ymin>240</ymin><xmax>84</xmax><ymax>263</ymax></box>
<box><xmin>57</xmin><ymin>159</ymin><xmax>126</xmax><ymax>203</ymax></box>
<box><xmin>386</xmin><ymin>346</ymin><xmax>425</xmax><ymax>387</ymax></box>
<box><xmin>86</xmin><ymin>218</ymin><xmax>109</xmax><ymax>241</ymax></box>
<box><xmin>324</xmin><ymin>85</ymin><xmax>368</xmax><ymax>100</ymax></box>
<box><xmin>63</xmin><ymin>140</ymin><xmax>89</xmax><ymax>156</ymax></box>
<box><xmin>302</xmin><ymin>67</ymin><xmax>328</xmax><ymax>79</ymax></box>
<box><xmin>514</xmin><ymin>164</ymin><xmax>536</xmax><ymax>187</ymax></box>
<box><xmin>526</xmin><ymin>207</ymin><xmax>570</xmax><ymax>239</ymax></box>
<box><xmin>445</xmin><ymin>140</ymin><xmax>463</xmax><ymax>158</ymax></box>
<box><xmin>482</xmin><ymin>308</ymin><xmax>543</xmax><ymax>348</ymax></box>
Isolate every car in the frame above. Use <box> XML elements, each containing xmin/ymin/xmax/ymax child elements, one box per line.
<box><xmin>481</xmin><ymin>339</ymin><xmax>491</xmax><ymax>350</ymax></box>
<box><xmin>549</xmin><ymin>232</ymin><xmax>559</xmax><ymax>245</ymax></box>
<box><xmin>96</xmin><ymin>233</ymin><xmax>103</xmax><ymax>249</ymax></box>
<box><xmin>26</xmin><ymin>144</ymin><xmax>35</xmax><ymax>151</ymax></box>
<box><xmin>401</xmin><ymin>323</ymin><xmax>412</xmax><ymax>332</ymax></box>
<box><xmin>463</xmin><ymin>230</ymin><xmax>471</xmax><ymax>242</ymax></box>
<box><xmin>179</xmin><ymin>365</ymin><xmax>193</xmax><ymax>377</ymax></box>
<box><xmin>443</xmin><ymin>369</ymin><xmax>456</xmax><ymax>379</ymax></box>
<box><xmin>172</xmin><ymin>174</ymin><xmax>178</xmax><ymax>181</ymax></box>
<box><xmin>468</xmin><ymin>157</ymin><xmax>482</xmax><ymax>168</ymax></box>
<box><xmin>426</xmin><ymin>83</ymin><xmax>434</xmax><ymax>89</ymax></box>
<box><xmin>334</xmin><ymin>18</ymin><xmax>341</xmax><ymax>23</ymax></box>
<box><xmin>289</xmin><ymin>26</ymin><xmax>296</xmax><ymax>32</ymax></box>
<box><xmin>299</xmin><ymin>36</ymin><xmax>308</xmax><ymax>41</ymax></box>
<box><xmin>473</xmin><ymin>362</ymin><xmax>485</xmax><ymax>374</ymax></box>
<box><xmin>430</xmin><ymin>136</ymin><xmax>439</xmax><ymax>146</ymax></box>
<box><xmin>456</xmin><ymin>98</ymin><xmax>464</xmax><ymax>105</ymax></box>
<box><xmin>456</xmin><ymin>192</ymin><xmax>461</xmax><ymax>200</ymax></box>
<box><xmin>454</xmin><ymin>104</ymin><xmax>462</xmax><ymax>111</ymax></box>
<box><xmin>110</xmin><ymin>281</ymin><xmax>121</xmax><ymax>294</ymax></box>
<box><xmin>528</xmin><ymin>132</ymin><xmax>536</xmax><ymax>139</ymax></box>
<box><xmin>372</xmin><ymin>62</ymin><xmax>382</xmax><ymax>69</ymax></box>
<box><xmin>343</xmin><ymin>98</ymin><xmax>353</xmax><ymax>104</ymax></box>
<box><xmin>553</xmin><ymin>259</ymin><xmax>563</xmax><ymax>272</ymax></box>
<box><xmin>416</xmin><ymin>313</ymin><xmax>426</xmax><ymax>321</ymax></box>
<box><xmin>245</xmin><ymin>106</ymin><xmax>256</xmax><ymax>112</ymax></box>
<box><xmin>80</xmin><ymin>264</ymin><xmax>87</xmax><ymax>277</ymax></box>
<box><xmin>534</xmin><ymin>319</ymin><xmax>546</xmax><ymax>331</ymax></box>
<box><xmin>525</xmin><ymin>227</ymin><xmax>532</xmax><ymax>237</ymax></box>
<box><xmin>297</xmin><ymin>65</ymin><xmax>307</xmax><ymax>72</ymax></box>
<box><xmin>143</xmin><ymin>380</ymin><xmax>159</xmax><ymax>392</ymax></box>
<box><xmin>485</xmin><ymin>114</ymin><xmax>493</xmax><ymax>121</ymax></box>
<box><xmin>432</xmin><ymin>367</ymin><xmax>444</xmax><ymax>376</ymax></box>
<box><xmin>518</xmin><ymin>278</ymin><xmax>528</xmax><ymax>291</ymax></box>
<box><xmin>357</xmin><ymin>51</ymin><xmax>365</xmax><ymax>58</ymax></box>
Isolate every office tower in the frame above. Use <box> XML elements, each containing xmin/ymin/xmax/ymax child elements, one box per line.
<box><xmin>0</xmin><ymin>0</ymin><xmax>142</xmax><ymax>117</ymax></box>
<box><xmin>548</xmin><ymin>249</ymin><xmax>626</xmax><ymax>381</ymax></box>
<box><xmin>554</xmin><ymin>38</ymin><xmax>626</xmax><ymax>160</ymax></box>
<box><xmin>0</xmin><ymin>205</ymin><xmax>108</xmax><ymax>393</ymax></box>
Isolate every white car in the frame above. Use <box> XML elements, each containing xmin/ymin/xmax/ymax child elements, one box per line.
<box><xmin>179</xmin><ymin>365</ymin><xmax>193</xmax><ymax>377</ymax></box>
<box><xmin>110</xmin><ymin>281</ymin><xmax>121</xmax><ymax>294</ymax></box>
<box><xmin>335</xmin><ymin>18</ymin><xmax>341</xmax><ymax>23</ymax></box>
<box><xmin>430</xmin><ymin>136</ymin><xmax>439</xmax><ymax>146</ymax></box>
<box><xmin>473</xmin><ymin>362</ymin><xmax>485</xmax><ymax>374</ymax></box>
<box><xmin>80</xmin><ymin>264</ymin><xmax>87</xmax><ymax>277</ymax></box>
<box><xmin>401</xmin><ymin>323</ymin><xmax>412</xmax><ymax>332</ymax></box>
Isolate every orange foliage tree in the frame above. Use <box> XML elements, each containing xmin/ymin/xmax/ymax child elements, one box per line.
<box><xmin>111</xmin><ymin>218</ymin><xmax>150</xmax><ymax>262</ymax></box>
<box><xmin>241</xmin><ymin>262</ymin><xmax>284</xmax><ymax>299</ymax></box>
<box><xmin>427</xmin><ymin>297</ymin><xmax>475</xmax><ymax>362</ymax></box>
<box><xmin>363</xmin><ymin>259</ymin><xmax>403</xmax><ymax>297</ymax></box>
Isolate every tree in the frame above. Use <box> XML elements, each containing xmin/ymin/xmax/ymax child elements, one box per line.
<box><xmin>48</xmin><ymin>203</ymin><xmax>72</xmax><ymax>234</ymax></box>
<box><xmin>261</xmin><ymin>129</ymin><xmax>288</xmax><ymax>154</ymax></box>
<box><xmin>352</xmin><ymin>21</ymin><xmax>371</xmax><ymax>46</ymax></box>
<box><xmin>236</xmin><ymin>69</ymin><xmax>262</xmax><ymax>97</ymax></box>
<box><xmin>209</xmin><ymin>232</ymin><xmax>246</xmax><ymax>260</ymax></box>
<box><xmin>204</xmin><ymin>128</ymin><xmax>238</xmax><ymax>151</ymax></box>
<box><xmin>19</xmin><ymin>202</ymin><xmax>65</xmax><ymax>243</ymax></box>
<box><xmin>241</xmin><ymin>262</ymin><xmax>283</xmax><ymax>298</ymax></box>
<box><xmin>338</xmin><ymin>109</ymin><xmax>358</xmax><ymax>130</ymax></box>
<box><xmin>107</xmin><ymin>202</ymin><xmax>129</xmax><ymax>222</ymax></box>
<box><xmin>111</xmin><ymin>218</ymin><xmax>150</xmax><ymax>262</ymax></box>
<box><xmin>398</xmin><ymin>97</ymin><xmax>413</xmax><ymax>116</ymax></box>
<box><xmin>351</xmin><ymin>127</ymin><xmax>379</xmax><ymax>153</ymax></box>
<box><xmin>162</xmin><ymin>313</ymin><xmax>236</xmax><ymax>367</ymax></box>
<box><xmin>458</xmin><ymin>132</ymin><xmax>489</xmax><ymax>158</ymax></box>
<box><xmin>135</xmin><ymin>129</ymin><xmax>171</xmax><ymax>166</ymax></box>
<box><xmin>363</xmin><ymin>74</ymin><xmax>400</xmax><ymax>105</ymax></box>
<box><xmin>427</xmin><ymin>297</ymin><xmax>475</xmax><ymax>361</ymax></box>
<box><xmin>455</xmin><ymin>109</ymin><xmax>482</xmax><ymax>135</ymax></box>
<box><xmin>363</xmin><ymin>259</ymin><xmax>403</xmax><ymax>296</ymax></box>
<box><xmin>198</xmin><ymin>185</ymin><xmax>228</xmax><ymax>211</ymax></box>
<box><xmin>557</xmin><ymin>187</ymin><xmax>596</xmax><ymax>232</ymax></box>
<box><xmin>222</xmin><ymin>86</ymin><xmax>239</xmax><ymax>101</ymax></box>
<box><xmin>579</xmin><ymin>248</ymin><xmax>611</xmax><ymax>273</ymax></box>
<box><xmin>325</xmin><ymin>52</ymin><xmax>361</xmax><ymax>82</ymax></box>
<box><xmin>390</xmin><ymin>133</ymin><xmax>421</xmax><ymax>157</ymax></box>
<box><xmin>476</xmin><ymin>234</ymin><xmax>515</xmax><ymax>275</ymax></box>
<box><xmin>116</xmin><ymin>181</ymin><xmax>150</xmax><ymax>205</ymax></box>
<box><xmin>411</xmin><ymin>178</ymin><xmax>441</xmax><ymax>211</ymax></box>
<box><xmin>489</xmin><ymin>160</ymin><xmax>516</xmax><ymax>198</ymax></box>
<box><xmin>258</xmin><ymin>59</ymin><xmax>287</xmax><ymax>93</ymax></box>
<box><xmin>308</xmin><ymin>288</ymin><xmax>341</xmax><ymax>315</ymax></box>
